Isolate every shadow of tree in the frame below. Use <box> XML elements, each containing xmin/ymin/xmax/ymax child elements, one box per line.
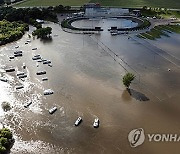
<box><xmin>41</xmin><ymin>36</ymin><xmax>53</xmax><ymax>43</ymax></box>
<box><xmin>128</xmin><ymin>88</ymin><xmax>150</xmax><ymax>101</ymax></box>
<box><xmin>122</xmin><ymin>89</ymin><xmax>132</xmax><ymax>102</ymax></box>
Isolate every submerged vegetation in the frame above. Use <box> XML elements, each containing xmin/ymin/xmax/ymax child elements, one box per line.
<box><xmin>1</xmin><ymin>101</ymin><xmax>11</xmax><ymax>112</ymax></box>
<box><xmin>0</xmin><ymin>20</ymin><xmax>29</xmax><ymax>45</ymax></box>
<box><xmin>137</xmin><ymin>24</ymin><xmax>180</xmax><ymax>40</ymax></box>
<box><xmin>0</xmin><ymin>128</ymin><xmax>14</xmax><ymax>153</ymax></box>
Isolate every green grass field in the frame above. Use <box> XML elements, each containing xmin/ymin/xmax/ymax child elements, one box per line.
<box><xmin>13</xmin><ymin>0</ymin><xmax>180</xmax><ymax>9</ymax></box>
<box><xmin>137</xmin><ymin>25</ymin><xmax>180</xmax><ymax>40</ymax></box>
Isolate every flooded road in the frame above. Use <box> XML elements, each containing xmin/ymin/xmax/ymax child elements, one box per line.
<box><xmin>0</xmin><ymin>21</ymin><xmax>180</xmax><ymax>154</ymax></box>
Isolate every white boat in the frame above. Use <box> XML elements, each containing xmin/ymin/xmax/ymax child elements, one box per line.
<box><xmin>75</xmin><ymin>117</ymin><xmax>82</xmax><ymax>126</ymax></box>
<box><xmin>49</xmin><ymin>107</ymin><xmax>57</xmax><ymax>114</ymax></box>
<box><xmin>44</xmin><ymin>89</ymin><xmax>54</xmax><ymax>95</ymax></box>
<box><xmin>93</xmin><ymin>118</ymin><xmax>99</xmax><ymax>128</ymax></box>
<box><xmin>24</xmin><ymin>101</ymin><xmax>32</xmax><ymax>108</ymax></box>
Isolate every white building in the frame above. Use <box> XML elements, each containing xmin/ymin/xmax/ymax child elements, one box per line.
<box><xmin>85</xmin><ymin>8</ymin><xmax>129</xmax><ymax>17</ymax></box>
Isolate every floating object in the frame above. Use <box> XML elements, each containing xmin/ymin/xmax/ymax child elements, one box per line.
<box><xmin>37</xmin><ymin>60</ymin><xmax>43</xmax><ymax>62</ymax></box>
<box><xmin>32</xmin><ymin>56</ymin><xmax>41</xmax><ymax>60</ymax></box>
<box><xmin>168</xmin><ymin>69</ymin><xmax>171</xmax><ymax>71</ymax></box>
<box><xmin>17</xmin><ymin>72</ymin><xmax>25</xmax><ymax>76</ymax></box>
<box><xmin>48</xmin><ymin>64</ymin><xmax>52</xmax><ymax>67</ymax></box>
<box><xmin>15</xmin><ymin>46</ymin><xmax>19</xmax><ymax>48</ymax></box>
<box><xmin>32</xmin><ymin>48</ymin><xmax>37</xmax><ymax>50</ymax></box>
<box><xmin>18</xmin><ymin>74</ymin><xmax>27</xmax><ymax>79</ymax></box>
<box><xmin>14</xmin><ymin>53</ymin><xmax>22</xmax><ymax>57</ymax></box>
<box><xmin>111</xmin><ymin>32</ymin><xmax>118</xmax><ymax>36</ymax></box>
<box><xmin>15</xmin><ymin>85</ymin><xmax>24</xmax><ymax>89</ymax></box>
<box><xmin>44</xmin><ymin>89</ymin><xmax>54</xmax><ymax>95</ymax></box>
<box><xmin>43</xmin><ymin>60</ymin><xmax>51</xmax><ymax>64</ymax></box>
<box><xmin>49</xmin><ymin>106</ymin><xmax>57</xmax><ymax>114</ymax></box>
<box><xmin>75</xmin><ymin>117</ymin><xmax>82</xmax><ymax>126</ymax></box>
<box><xmin>22</xmin><ymin>63</ymin><xmax>26</xmax><ymax>69</ymax></box>
<box><xmin>0</xmin><ymin>77</ymin><xmax>8</xmax><ymax>82</ymax></box>
<box><xmin>14</xmin><ymin>51</ymin><xmax>22</xmax><ymax>54</ymax></box>
<box><xmin>34</xmin><ymin>54</ymin><xmax>41</xmax><ymax>57</ymax></box>
<box><xmin>42</xmin><ymin>77</ymin><xmax>48</xmax><ymax>81</ymax></box>
<box><xmin>9</xmin><ymin>56</ymin><xmax>14</xmax><ymax>59</ymax></box>
<box><xmin>24</xmin><ymin>101</ymin><xmax>32</xmax><ymax>108</ymax></box>
<box><xmin>25</xmin><ymin>42</ymin><xmax>28</xmax><ymax>44</ymax></box>
<box><xmin>42</xmin><ymin>59</ymin><xmax>47</xmax><ymax>62</ymax></box>
<box><xmin>26</xmin><ymin>40</ymin><xmax>31</xmax><ymax>43</ymax></box>
<box><xmin>36</xmin><ymin>71</ymin><xmax>46</xmax><ymax>75</ymax></box>
<box><xmin>93</xmin><ymin>118</ymin><xmax>99</xmax><ymax>128</ymax></box>
<box><xmin>5</xmin><ymin>68</ymin><xmax>15</xmax><ymax>72</ymax></box>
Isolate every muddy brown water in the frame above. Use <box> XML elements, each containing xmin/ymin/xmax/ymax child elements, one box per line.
<box><xmin>0</xmin><ymin>21</ymin><xmax>180</xmax><ymax>154</ymax></box>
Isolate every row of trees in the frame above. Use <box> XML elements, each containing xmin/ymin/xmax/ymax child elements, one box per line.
<box><xmin>0</xmin><ymin>128</ymin><xmax>14</xmax><ymax>153</ymax></box>
<box><xmin>0</xmin><ymin>7</ymin><xmax>58</xmax><ymax>23</ymax></box>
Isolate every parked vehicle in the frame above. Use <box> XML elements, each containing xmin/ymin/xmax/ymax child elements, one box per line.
<box><xmin>49</xmin><ymin>107</ymin><xmax>57</xmax><ymax>114</ymax></box>
<box><xmin>75</xmin><ymin>117</ymin><xmax>82</xmax><ymax>126</ymax></box>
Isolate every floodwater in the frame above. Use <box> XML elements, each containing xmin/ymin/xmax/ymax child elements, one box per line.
<box><xmin>71</xmin><ymin>18</ymin><xmax>138</xmax><ymax>29</ymax></box>
<box><xmin>0</xmin><ymin>20</ymin><xmax>180</xmax><ymax>154</ymax></box>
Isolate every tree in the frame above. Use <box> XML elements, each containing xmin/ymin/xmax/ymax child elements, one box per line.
<box><xmin>0</xmin><ymin>128</ymin><xmax>14</xmax><ymax>153</ymax></box>
<box><xmin>0</xmin><ymin>0</ymin><xmax>4</xmax><ymax>5</ymax></box>
<box><xmin>122</xmin><ymin>73</ymin><xmax>135</xmax><ymax>89</ymax></box>
<box><xmin>32</xmin><ymin>27</ymin><xmax>52</xmax><ymax>39</ymax></box>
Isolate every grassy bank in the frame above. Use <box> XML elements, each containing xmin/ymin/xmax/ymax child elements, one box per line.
<box><xmin>13</xmin><ymin>0</ymin><xmax>180</xmax><ymax>9</ymax></box>
<box><xmin>137</xmin><ymin>24</ymin><xmax>180</xmax><ymax>40</ymax></box>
